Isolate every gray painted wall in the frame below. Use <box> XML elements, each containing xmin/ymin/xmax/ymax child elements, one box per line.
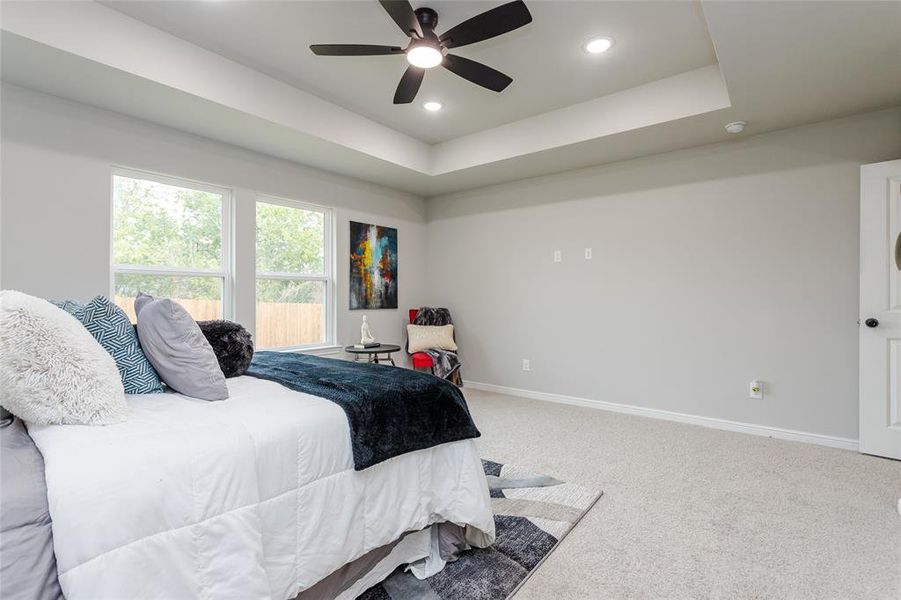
<box><xmin>4</xmin><ymin>81</ymin><xmax>900</xmax><ymax>440</ymax></box>
<box><xmin>426</xmin><ymin>108</ymin><xmax>901</xmax><ymax>440</ymax></box>
<box><xmin>0</xmin><ymin>85</ymin><xmax>426</xmax><ymax>364</ymax></box>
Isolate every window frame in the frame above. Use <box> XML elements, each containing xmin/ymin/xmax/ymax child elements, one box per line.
<box><xmin>255</xmin><ymin>194</ymin><xmax>336</xmax><ymax>351</ymax></box>
<box><xmin>109</xmin><ymin>167</ymin><xmax>235</xmax><ymax>320</ymax></box>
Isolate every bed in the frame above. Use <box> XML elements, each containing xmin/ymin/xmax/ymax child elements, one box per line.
<box><xmin>10</xmin><ymin>374</ymin><xmax>494</xmax><ymax>599</ymax></box>
<box><xmin>0</xmin><ymin>418</ymin><xmax>63</xmax><ymax>600</ymax></box>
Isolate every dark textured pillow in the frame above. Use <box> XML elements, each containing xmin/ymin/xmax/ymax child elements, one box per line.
<box><xmin>196</xmin><ymin>320</ymin><xmax>254</xmax><ymax>378</ymax></box>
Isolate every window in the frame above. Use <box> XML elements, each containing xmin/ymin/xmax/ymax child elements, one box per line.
<box><xmin>111</xmin><ymin>170</ymin><xmax>333</xmax><ymax>350</ymax></box>
<box><xmin>111</xmin><ymin>169</ymin><xmax>231</xmax><ymax>322</ymax></box>
<box><xmin>256</xmin><ymin>197</ymin><xmax>333</xmax><ymax>349</ymax></box>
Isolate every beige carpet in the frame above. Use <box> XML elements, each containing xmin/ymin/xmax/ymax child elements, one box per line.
<box><xmin>465</xmin><ymin>388</ymin><xmax>901</xmax><ymax>599</ymax></box>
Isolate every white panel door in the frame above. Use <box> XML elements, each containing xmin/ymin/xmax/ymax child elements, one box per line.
<box><xmin>860</xmin><ymin>159</ymin><xmax>901</xmax><ymax>459</ymax></box>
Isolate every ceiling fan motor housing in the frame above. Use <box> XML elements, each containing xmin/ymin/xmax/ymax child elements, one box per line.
<box><xmin>414</xmin><ymin>7</ymin><xmax>439</xmax><ymax>32</ymax></box>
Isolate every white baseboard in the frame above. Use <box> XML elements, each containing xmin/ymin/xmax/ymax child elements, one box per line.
<box><xmin>465</xmin><ymin>381</ymin><xmax>859</xmax><ymax>452</ymax></box>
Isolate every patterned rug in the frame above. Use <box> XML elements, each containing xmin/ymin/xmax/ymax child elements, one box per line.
<box><xmin>359</xmin><ymin>460</ymin><xmax>602</xmax><ymax>599</ymax></box>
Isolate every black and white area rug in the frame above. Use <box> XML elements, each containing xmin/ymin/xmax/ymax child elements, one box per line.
<box><xmin>359</xmin><ymin>460</ymin><xmax>603</xmax><ymax>600</ymax></box>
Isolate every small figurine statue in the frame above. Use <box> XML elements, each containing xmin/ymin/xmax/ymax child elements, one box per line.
<box><xmin>360</xmin><ymin>315</ymin><xmax>376</xmax><ymax>345</ymax></box>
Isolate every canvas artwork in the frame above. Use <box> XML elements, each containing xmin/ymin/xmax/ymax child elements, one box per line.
<box><xmin>349</xmin><ymin>221</ymin><xmax>398</xmax><ymax>310</ymax></box>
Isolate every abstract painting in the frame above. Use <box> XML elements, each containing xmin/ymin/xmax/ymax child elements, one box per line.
<box><xmin>349</xmin><ymin>221</ymin><xmax>398</xmax><ymax>309</ymax></box>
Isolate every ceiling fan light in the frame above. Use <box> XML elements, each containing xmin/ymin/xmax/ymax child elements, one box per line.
<box><xmin>585</xmin><ymin>37</ymin><xmax>613</xmax><ymax>54</ymax></box>
<box><xmin>423</xmin><ymin>101</ymin><xmax>443</xmax><ymax>112</ymax></box>
<box><xmin>406</xmin><ymin>45</ymin><xmax>443</xmax><ymax>69</ymax></box>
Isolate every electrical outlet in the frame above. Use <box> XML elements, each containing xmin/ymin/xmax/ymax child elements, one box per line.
<box><xmin>584</xmin><ymin>248</ymin><xmax>592</xmax><ymax>260</ymax></box>
<box><xmin>522</xmin><ymin>359</ymin><xmax>530</xmax><ymax>372</ymax></box>
<box><xmin>749</xmin><ymin>379</ymin><xmax>763</xmax><ymax>399</ymax></box>
<box><xmin>553</xmin><ymin>250</ymin><xmax>562</xmax><ymax>263</ymax></box>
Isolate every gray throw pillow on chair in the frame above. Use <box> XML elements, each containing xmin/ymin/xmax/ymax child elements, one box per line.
<box><xmin>134</xmin><ymin>293</ymin><xmax>228</xmax><ymax>401</ymax></box>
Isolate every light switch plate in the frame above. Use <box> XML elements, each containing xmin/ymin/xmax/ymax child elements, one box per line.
<box><xmin>553</xmin><ymin>250</ymin><xmax>562</xmax><ymax>263</ymax></box>
<box><xmin>584</xmin><ymin>248</ymin><xmax>592</xmax><ymax>260</ymax></box>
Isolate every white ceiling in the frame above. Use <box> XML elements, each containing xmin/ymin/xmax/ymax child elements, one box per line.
<box><xmin>100</xmin><ymin>1</ymin><xmax>718</xmax><ymax>144</ymax></box>
<box><xmin>1</xmin><ymin>1</ymin><xmax>899</xmax><ymax>197</ymax></box>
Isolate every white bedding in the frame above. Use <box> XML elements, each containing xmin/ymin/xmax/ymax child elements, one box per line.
<box><xmin>27</xmin><ymin>376</ymin><xmax>495</xmax><ymax>600</ymax></box>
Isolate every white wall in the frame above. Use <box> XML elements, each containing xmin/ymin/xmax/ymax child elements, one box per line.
<box><xmin>0</xmin><ymin>84</ymin><xmax>426</xmax><ymax>364</ymax></box>
<box><xmin>426</xmin><ymin>107</ymin><xmax>901</xmax><ymax>441</ymax></box>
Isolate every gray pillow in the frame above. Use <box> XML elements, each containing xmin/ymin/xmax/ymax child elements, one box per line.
<box><xmin>134</xmin><ymin>293</ymin><xmax>228</xmax><ymax>401</ymax></box>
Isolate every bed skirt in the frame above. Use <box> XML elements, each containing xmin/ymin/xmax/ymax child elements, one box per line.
<box><xmin>300</xmin><ymin>521</ymin><xmax>477</xmax><ymax>600</ymax></box>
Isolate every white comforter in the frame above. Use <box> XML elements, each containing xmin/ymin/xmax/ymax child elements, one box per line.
<box><xmin>27</xmin><ymin>376</ymin><xmax>495</xmax><ymax>600</ymax></box>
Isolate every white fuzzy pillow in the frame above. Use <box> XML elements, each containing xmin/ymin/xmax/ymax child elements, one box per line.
<box><xmin>407</xmin><ymin>324</ymin><xmax>457</xmax><ymax>353</ymax></box>
<box><xmin>0</xmin><ymin>290</ymin><xmax>127</xmax><ymax>425</ymax></box>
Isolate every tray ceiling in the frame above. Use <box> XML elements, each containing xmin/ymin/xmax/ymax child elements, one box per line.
<box><xmin>2</xmin><ymin>1</ymin><xmax>899</xmax><ymax>196</ymax></box>
<box><xmin>100</xmin><ymin>1</ymin><xmax>718</xmax><ymax>144</ymax></box>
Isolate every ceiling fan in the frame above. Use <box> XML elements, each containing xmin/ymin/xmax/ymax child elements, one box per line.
<box><xmin>310</xmin><ymin>0</ymin><xmax>532</xmax><ymax>104</ymax></box>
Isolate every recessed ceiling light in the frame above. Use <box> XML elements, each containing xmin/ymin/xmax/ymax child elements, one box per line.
<box><xmin>406</xmin><ymin>44</ymin><xmax>443</xmax><ymax>69</ymax></box>
<box><xmin>584</xmin><ymin>37</ymin><xmax>614</xmax><ymax>54</ymax></box>
<box><xmin>423</xmin><ymin>101</ymin><xmax>443</xmax><ymax>112</ymax></box>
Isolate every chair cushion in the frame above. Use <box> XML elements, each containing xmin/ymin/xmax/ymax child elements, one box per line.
<box><xmin>411</xmin><ymin>352</ymin><xmax>434</xmax><ymax>368</ymax></box>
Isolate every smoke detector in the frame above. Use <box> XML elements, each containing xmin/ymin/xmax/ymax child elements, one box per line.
<box><xmin>725</xmin><ymin>121</ymin><xmax>747</xmax><ymax>134</ymax></box>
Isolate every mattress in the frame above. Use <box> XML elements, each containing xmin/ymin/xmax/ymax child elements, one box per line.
<box><xmin>27</xmin><ymin>376</ymin><xmax>495</xmax><ymax>599</ymax></box>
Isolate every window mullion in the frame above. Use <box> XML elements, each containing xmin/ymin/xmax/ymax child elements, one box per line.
<box><xmin>256</xmin><ymin>272</ymin><xmax>327</xmax><ymax>281</ymax></box>
<box><xmin>114</xmin><ymin>265</ymin><xmax>226</xmax><ymax>278</ymax></box>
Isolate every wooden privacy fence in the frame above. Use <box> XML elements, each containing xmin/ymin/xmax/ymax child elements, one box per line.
<box><xmin>255</xmin><ymin>302</ymin><xmax>323</xmax><ymax>348</ymax></box>
<box><xmin>115</xmin><ymin>297</ymin><xmax>324</xmax><ymax>348</ymax></box>
<box><xmin>115</xmin><ymin>296</ymin><xmax>221</xmax><ymax>323</ymax></box>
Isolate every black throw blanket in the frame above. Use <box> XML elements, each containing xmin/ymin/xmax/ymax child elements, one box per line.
<box><xmin>246</xmin><ymin>351</ymin><xmax>480</xmax><ymax>470</ymax></box>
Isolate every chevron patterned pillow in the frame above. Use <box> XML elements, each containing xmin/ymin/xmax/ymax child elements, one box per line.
<box><xmin>53</xmin><ymin>296</ymin><xmax>163</xmax><ymax>394</ymax></box>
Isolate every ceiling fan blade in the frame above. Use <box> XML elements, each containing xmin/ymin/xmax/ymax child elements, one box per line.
<box><xmin>310</xmin><ymin>44</ymin><xmax>404</xmax><ymax>56</ymax></box>
<box><xmin>393</xmin><ymin>66</ymin><xmax>425</xmax><ymax>104</ymax></box>
<box><xmin>439</xmin><ymin>0</ymin><xmax>532</xmax><ymax>49</ymax></box>
<box><xmin>442</xmin><ymin>54</ymin><xmax>512</xmax><ymax>92</ymax></box>
<box><xmin>379</xmin><ymin>0</ymin><xmax>423</xmax><ymax>39</ymax></box>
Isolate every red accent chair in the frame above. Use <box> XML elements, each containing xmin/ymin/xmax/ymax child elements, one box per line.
<box><xmin>408</xmin><ymin>309</ymin><xmax>436</xmax><ymax>373</ymax></box>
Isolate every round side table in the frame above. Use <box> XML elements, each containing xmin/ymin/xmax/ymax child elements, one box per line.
<box><xmin>344</xmin><ymin>344</ymin><xmax>402</xmax><ymax>366</ymax></box>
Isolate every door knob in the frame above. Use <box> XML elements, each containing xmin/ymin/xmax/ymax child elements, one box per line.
<box><xmin>864</xmin><ymin>318</ymin><xmax>879</xmax><ymax>328</ymax></box>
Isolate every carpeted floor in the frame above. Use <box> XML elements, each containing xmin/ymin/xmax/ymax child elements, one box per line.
<box><xmin>465</xmin><ymin>388</ymin><xmax>901</xmax><ymax>599</ymax></box>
